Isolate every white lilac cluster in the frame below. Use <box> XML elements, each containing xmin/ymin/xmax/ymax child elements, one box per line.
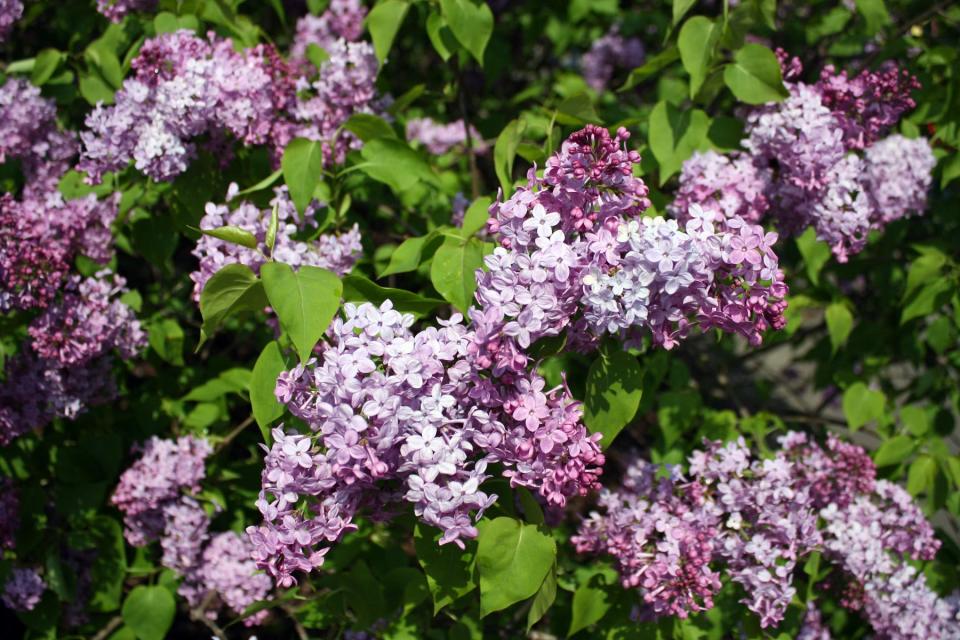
<box><xmin>574</xmin><ymin>433</ymin><xmax>959</xmax><ymax>638</ymax></box>
<box><xmin>190</xmin><ymin>185</ymin><xmax>362</xmax><ymax>299</ymax></box>
<box><xmin>673</xmin><ymin>53</ymin><xmax>935</xmax><ymax>262</ymax></box>
<box><xmin>248</xmin><ymin>300</ymin><xmax>605</xmax><ymax>587</ymax></box>
<box><xmin>111</xmin><ymin>437</ymin><xmax>273</xmax><ymax>626</ymax></box>
<box><xmin>473</xmin><ymin>125</ymin><xmax>787</xmax><ymax>380</ymax></box>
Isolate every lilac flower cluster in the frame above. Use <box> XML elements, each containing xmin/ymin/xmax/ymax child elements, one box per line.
<box><xmin>79</xmin><ymin>30</ymin><xmax>294</xmax><ymax>183</ymax></box>
<box><xmin>95</xmin><ymin>0</ymin><xmax>156</xmax><ymax>22</ymax></box>
<box><xmin>289</xmin><ymin>0</ymin><xmax>367</xmax><ymax>68</ymax></box>
<box><xmin>581</xmin><ymin>25</ymin><xmax>646</xmax><ymax>92</ymax></box>
<box><xmin>0</xmin><ymin>0</ymin><xmax>21</xmax><ymax>43</ymax></box>
<box><xmin>248</xmin><ymin>300</ymin><xmax>604</xmax><ymax>586</ymax></box>
<box><xmin>190</xmin><ymin>185</ymin><xmax>362</xmax><ymax>299</ymax></box>
<box><xmin>0</xmin><ymin>477</ymin><xmax>18</xmax><ymax>549</ymax></box>
<box><xmin>406</xmin><ymin>118</ymin><xmax>487</xmax><ymax>156</ymax></box>
<box><xmin>797</xmin><ymin>602</ymin><xmax>831</xmax><ymax>640</ymax></box>
<box><xmin>112</xmin><ymin>437</ymin><xmax>272</xmax><ymax>625</ymax></box>
<box><xmin>2</xmin><ymin>568</ymin><xmax>45</xmax><ymax>612</ymax></box>
<box><xmin>474</xmin><ymin>125</ymin><xmax>787</xmax><ymax>375</ymax></box>
<box><xmin>674</xmin><ymin>54</ymin><xmax>934</xmax><ymax>263</ymax></box>
<box><xmin>575</xmin><ymin>432</ymin><xmax>958</xmax><ymax>636</ymax></box>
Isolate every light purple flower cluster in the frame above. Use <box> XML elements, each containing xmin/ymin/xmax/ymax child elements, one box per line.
<box><xmin>289</xmin><ymin>0</ymin><xmax>367</xmax><ymax>68</ymax></box>
<box><xmin>676</xmin><ymin>54</ymin><xmax>934</xmax><ymax>263</ymax></box>
<box><xmin>79</xmin><ymin>30</ymin><xmax>294</xmax><ymax>183</ymax></box>
<box><xmin>406</xmin><ymin>118</ymin><xmax>487</xmax><ymax>156</ymax></box>
<box><xmin>2</xmin><ymin>568</ymin><xmax>45</xmax><ymax>612</ymax></box>
<box><xmin>0</xmin><ymin>78</ymin><xmax>79</xmax><ymax>195</ymax></box>
<box><xmin>190</xmin><ymin>185</ymin><xmax>362</xmax><ymax>299</ymax></box>
<box><xmin>574</xmin><ymin>432</ymin><xmax>955</xmax><ymax>635</ymax></box>
<box><xmin>474</xmin><ymin>125</ymin><xmax>787</xmax><ymax>374</ymax></box>
<box><xmin>0</xmin><ymin>0</ymin><xmax>21</xmax><ymax>43</ymax></box>
<box><xmin>111</xmin><ymin>437</ymin><xmax>272</xmax><ymax>625</ymax></box>
<box><xmin>95</xmin><ymin>0</ymin><xmax>156</xmax><ymax>22</ymax></box>
<box><xmin>0</xmin><ymin>477</ymin><xmax>18</xmax><ymax>549</ymax></box>
<box><xmin>798</xmin><ymin>602</ymin><xmax>831</xmax><ymax>640</ymax></box>
<box><xmin>581</xmin><ymin>25</ymin><xmax>645</xmax><ymax>91</ymax></box>
<box><xmin>248</xmin><ymin>299</ymin><xmax>605</xmax><ymax>586</ymax></box>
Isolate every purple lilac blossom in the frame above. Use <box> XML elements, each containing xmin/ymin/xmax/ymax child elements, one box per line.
<box><xmin>797</xmin><ymin>602</ymin><xmax>832</xmax><ymax>640</ymax></box>
<box><xmin>668</xmin><ymin>150</ymin><xmax>771</xmax><ymax>225</ymax></box>
<box><xmin>862</xmin><ymin>134</ymin><xmax>936</xmax><ymax>226</ymax></box>
<box><xmin>197</xmin><ymin>532</ymin><xmax>273</xmax><ymax>626</ymax></box>
<box><xmin>96</xmin><ymin>0</ymin><xmax>157</xmax><ymax>22</ymax></box>
<box><xmin>574</xmin><ymin>432</ymin><xmax>954</xmax><ymax>634</ymax></box>
<box><xmin>78</xmin><ymin>30</ymin><xmax>295</xmax><ymax>183</ymax></box>
<box><xmin>190</xmin><ymin>185</ymin><xmax>361</xmax><ymax>299</ymax></box>
<box><xmin>289</xmin><ymin>0</ymin><xmax>367</xmax><ymax>68</ymax></box>
<box><xmin>2</xmin><ymin>568</ymin><xmax>45</xmax><ymax>612</ymax></box>
<box><xmin>0</xmin><ymin>0</ymin><xmax>21</xmax><ymax>42</ymax></box>
<box><xmin>0</xmin><ymin>477</ymin><xmax>18</xmax><ymax>549</ymax></box>
<box><xmin>406</xmin><ymin>118</ymin><xmax>487</xmax><ymax>155</ymax></box>
<box><xmin>581</xmin><ymin>25</ymin><xmax>645</xmax><ymax>92</ymax></box>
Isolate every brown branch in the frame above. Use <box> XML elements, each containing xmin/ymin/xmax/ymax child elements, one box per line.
<box><xmin>214</xmin><ymin>415</ymin><xmax>255</xmax><ymax>454</ymax></box>
<box><xmin>92</xmin><ymin>615</ymin><xmax>123</xmax><ymax>640</ymax></box>
<box><xmin>282</xmin><ymin>604</ymin><xmax>310</xmax><ymax>640</ymax></box>
<box><xmin>191</xmin><ymin>592</ymin><xmax>229</xmax><ymax>639</ymax></box>
<box><xmin>457</xmin><ymin>65</ymin><xmax>482</xmax><ymax>200</ymax></box>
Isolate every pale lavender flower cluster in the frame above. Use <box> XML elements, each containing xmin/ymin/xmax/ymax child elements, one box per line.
<box><xmin>0</xmin><ymin>477</ymin><xmax>18</xmax><ymax>549</ymax></box>
<box><xmin>249</xmin><ymin>300</ymin><xmax>604</xmax><ymax>586</ymax></box>
<box><xmin>406</xmin><ymin>118</ymin><xmax>487</xmax><ymax>156</ymax></box>
<box><xmin>574</xmin><ymin>433</ymin><xmax>955</xmax><ymax>635</ymax></box>
<box><xmin>2</xmin><ymin>568</ymin><xmax>45</xmax><ymax>612</ymax></box>
<box><xmin>190</xmin><ymin>185</ymin><xmax>362</xmax><ymax>299</ymax></box>
<box><xmin>474</xmin><ymin>125</ymin><xmax>787</xmax><ymax>376</ymax></box>
<box><xmin>96</xmin><ymin>0</ymin><xmax>157</xmax><ymax>22</ymax></box>
<box><xmin>112</xmin><ymin>437</ymin><xmax>272</xmax><ymax>625</ymax></box>
<box><xmin>581</xmin><ymin>25</ymin><xmax>645</xmax><ymax>91</ymax></box>
<box><xmin>0</xmin><ymin>0</ymin><xmax>21</xmax><ymax>43</ymax></box>
<box><xmin>676</xmin><ymin>54</ymin><xmax>935</xmax><ymax>263</ymax></box>
<box><xmin>79</xmin><ymin>30</ymin><xmax>294</xmax><ymax>183</ymax></box>
<box><xmin>289</xmin><ymin>0</ymin><xmax>367</xmax><ymax>67</ymax></box>
<box><xmin>798</xmin><ymin>602</ymin><xmax>831</xmax><ymax>640</ymax></box>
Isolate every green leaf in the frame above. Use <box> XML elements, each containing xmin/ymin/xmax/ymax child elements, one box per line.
<box><xmin>555</xmin><ymin>93</ymin><xmax>600</xmax><ymax>126</ymax></box>
<box><xmin>569</xmin><ymin>570</ymin><xmax>617</xmax><ymax>636</ymax></box>
<box><xmin>903</xmin><ymin>251</ymin><xmax>947</xmax><ymax>301</ymax></box>
<box><xmin>901</xmin><ymin>279</ymin><xmax>953</xmax><ymax>324</ymax></box>
<box><xmin>366</xmin><ymin>0</ymin><xmax>410</xmax><ymax>63</ymax></box>
<box><xmin>907</xmin><ymin>455</ymin><xmax>936</xmax><ymax>496</ymax></box>
<box><xmin>200</xmin><ymin>225</ymin><xmax>259</xmax><ymax>249</ymax></box>
<box><xmin>584</xmin><ymin>349</ymin><xmax>643</xmax><ymax>448</ymax></box>
<box><xmin>672</xmin><ymin>0</ymin><xmax>697</xmax><ymax>24</ymax></box>
<box><xmin>343</xmin><ymin>113</ymin><xmax>396</xmax><ymax>142</ymax></box>
<box><xmin>380</xmin><ymin>235</ymin><xmax>430</xmax><ymax>278</ymax></box>
<box><xmin>796</xmin><ymin>227</ymin><xmax>831</xmax><ymax>285</ymax></box>
<box><xmin>825</xmin><ymin>302</ymin><xmax>853</xmax><ymax>353</ymax></box>
<box><xmin>31</xmin><ymin>48</ymin><xmax>64</xmax><ymax>86</ymax></box>
<box><xmin>414</xmin><ymin>524</ymin><xmax>477</xmax><ymax>613</ymax></box>
<box><xmin>358</xmin><ymin>137</ymin><xmax>434</xmax><ymax>192</ymax></box>
<box><xmin>648</xmin><ymin>101</ymin><xmax>710</xmax><ymax>184</ymax></box>
<box><xmin>901</xmin><ymin>404</ymin><xmax>931</xmax><ymax>437</ymax></box>
<box><xmin>122</xmin><ymin>586</ymin><xmax>175</xmax><ymax>640</ymax></box>
<box><xmin>526</xmin><ymin>562</ymin><xmax>556</xmax><ymax>632</ymax></box>
<box><xmin>343</xmin><ymin>274</ymin><xmax>446</xmax><ymax>317</ymax></box>
<box><xmin>723</xmin><ymin>43</ymin><xmax>789</xmax><ymax>104</ymax></box>
<box><xmin>494</xmin><ymin>118</ymin><xmax>526</xmax><ymax>194</ymax></box>
<box><xmin>198</xmin><ymin>264</ymin><xmax>268</xmax><ymax>343</ymax></box>
<box><xmin>282</xmin><ymin>138</ymin><xmax>324</xmax><ymax>214</ymax></box>
<box><xmin>855</xmin><ymin>0</ymin><xmax>891</xmax><ymax>34</ymax></box>
<box><xmin>476</xmin><ymin>517</ymin><xmax>556</xmax><ymax>617</ymax></box>
<box><xmin>235</xmin><ymin>168</ymin><xmax>283</xmax><ymax>197</ymax></box>
<box><xmin>440</xmin><ymin>0</ymin><xmax>494</xmax><ymax>66</ymax></box>
<box><xmin>265</xmin><ymin>202</ymin><xmax>280</xmax><ymax>254</ymax></box>
<box><xmin>678</xmin><ymin>17</ymin><xmax>718</xmax><ymax>97</ymax></box>
<box><xmin>147</xmin><ymin>319</ymin><xmax>185</xmax><ymax>365</ymax></box>
<box><xmin>620</xmin><ymin>46</ymin><xmax>680</xmax><ymax>91</ymax></box>
<box><xmin>842</xmin><ymin>382</ymin><xmax>886</xmax><ymax>431</ymax></box>
<box><xmin>306</xmin><ymin>43</ymin><xmax>329</xmax><ymax>68</ymax></box>
<box><xmin>131</xmin><ymin>213</ymin><xmax>178</xmax><ymax>267</ymax></box>
<box><xmin>74</xmin><ymin>517</ymin><xmax>126</xmax><ymax>612</ymax></box>
<box><xmin>251</xmin><ymin>341</ymin><xmax>288</xmax><ymax>440</ymax></box>
<box><xmin>430</xmin><ymin>235</ymin><xmax>486</xmax><ymax>313</ymax></box>
<box><xmin>261</xmin><ymin>263</ymin><xmax>342</xmax><ymax>362</ymax></box>
<box><xmin>873</xmin><ymin>435</ymin><xmax>914</xmax><ymax>468</ymax></box>
<box><xmin>461</xmin><ymin>196</ymin><xmax>492</xmax><ymax>237</ymax></box>
<box><xmin>426</xmin><ymin>12</ymin><xmax>460</xmax><ymax>61</ymax></box>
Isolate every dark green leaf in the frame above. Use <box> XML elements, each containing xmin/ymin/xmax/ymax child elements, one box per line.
<box><xmin>901</xmin><ymin>279</ymin><xmax>952</xmax><ymax>324</ymax></box>
<box><xmin>620</xmin><ymin>46</ymin><xmax>680</xmax><ymax>91</ymax></box>
<box><xmin>584</xmin><ymin>349</ymin><xmax>643</xmax><ymax>448</ymax></box>
<box><xmin>198</xmin><ymin>264</ymin><xmax>268</xmax><ymax>343</ymax></box>
<box><xmin>526</xmin><ymin>562</ymin><xmax>556</xmax><ymax>632</ymax></box>
<box><xmin>147</xmin><ymin>318</ymin><xmax>185</xmax><ymax>365</ymax></box>
<box><xmin>31</xmin><ymin>48</ymin><xmax>64</xmax><ymax>86</ymax></box>
<box><xmin>200</xmin><ymin>225</ymin><xmax>259</xmax><ymax>250</ymax></box>
<box><xmin>855</xmin><ymin>0</ymin><xmax>891</xmax><ymax>34</ymax></box>
<box><xmin>495</xmin><ymin>118</ymin><xmax>526</xmax><ymax>193</ymax></box>
<box><xmin>569</xmin><ymin>570</ymin><xmax>617</xmax><ymax>636</ymax></box>
<box><xmin>343</xmin><ymin>274</ymin><xmax>446</xmax><ymax>317</ymax></box>
<box><xmin>251</xmin><ymin>341</ymin><xmax>288</xmax><ymax>441</ymax></box>
<box><xmin>343</xmin><ymin>113</ymin><xmax>397</xmax><ymax>142</ymax></box>
<box><xmin>358</xmin><ymin>137</ymin><xmax>434</xmax><ymax>192</ymax></box>
<box><xmin>414</xmin><ymin>524</ymin><xmax>477</xmax><ymax>613</ymax></box>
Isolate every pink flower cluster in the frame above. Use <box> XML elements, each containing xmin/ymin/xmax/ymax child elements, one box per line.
<box><xmin>80</xmin><ymin>1</ymin><xmax>384</xmax><ymax>183</ymax></box>
<box><xmin>95</xmin><ymin>0</ymin><xmax>156</xmax><ymax>22</ymax></box>
<box><xmin>574</xmin><ymin>432</ymin><xmax>957</xmax><ymax>636</ymax></box>
<box><xmin>112</xmin><ymin>437</ymin><xmax>273</xmax><ymax>626</ymax></box>
<box><xmin>474</xmin><ymin>125</ymin><xmax>787</xmax><ymax>377</ymax></box>
<box><xmin>673</xmin><ymin>54</ymin><xmax>935</xmax><ymax>263</ymax></box>
<box><xmin>248</xmin><ymin>300</ymin><xmax>604</xmax><ymax>586</ymax></box>
<box><xmin>406</xmin><ymin>118</ymin><xmax>487</xmax><ymax>156</ymax></box>
<box><xmin>191</xmin><ymin>185</ymin><xmax>362</xmax><ymax>299</ymax></box>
